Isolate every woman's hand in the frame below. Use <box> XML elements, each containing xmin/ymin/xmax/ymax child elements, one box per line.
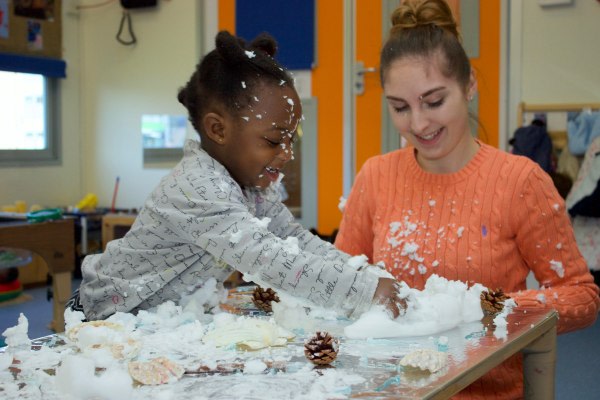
<box><xmin>372</xmin><ymin>278</ymin><xmax>407</xmax><ymax>319</ymax></box>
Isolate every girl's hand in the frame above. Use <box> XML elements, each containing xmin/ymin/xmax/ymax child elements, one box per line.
<box><xmin>372</xmin><ymin>278</ymin><xmax>407</xmax><ymax>318</ymax></box>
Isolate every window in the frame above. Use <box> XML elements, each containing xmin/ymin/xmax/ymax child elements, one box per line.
<box><xmin>142</xmin><ymin>114</ymin><xmax>187</xmax><ymax>149</ymax></box>
<box><xmin>142</xmin><ymin>114</ymin><xmax>190</xmax><ymax>165</ymax></box>
<box><xmin>0</xmin><ymin>70</ymin><xmax>59</xmax><ymax>166</ymax></box>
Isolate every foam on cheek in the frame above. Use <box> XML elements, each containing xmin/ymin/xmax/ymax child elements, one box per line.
<box><xmin>282</xmin><ymin>95</ymin><xmax>298</xmax><ymax>124</ymax></box>
<box><xmin>288</xmin><ymin>147</ymin><xmax>295</xmax><ymax>160</ymax></box>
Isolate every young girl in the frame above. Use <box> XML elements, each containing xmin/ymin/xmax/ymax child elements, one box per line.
<box><xmin>72</xmin><ymin>31</ymin><xmax>403</xmax><ymax>321</ymax></box>
<box><xmin>335</xmin><ymin>0</ymin><xmax>599</xmax><ymax>398</ymax></box>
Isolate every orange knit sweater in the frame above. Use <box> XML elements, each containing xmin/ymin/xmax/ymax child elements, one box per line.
<box><xmin>336</xmin><ymin>143</ymin><xmax>599</xmax><ymax>399</ymax></box>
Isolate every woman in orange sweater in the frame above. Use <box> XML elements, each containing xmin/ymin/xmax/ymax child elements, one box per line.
<box><xmin>335</xmin><ymin>0</ymin><xmax>599</xmax><ymax>398</ymax></box>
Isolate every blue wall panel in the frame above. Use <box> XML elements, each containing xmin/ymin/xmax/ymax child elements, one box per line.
<box><xmin>236</xmin><ymin>0</ymin><xmax>315</xmax><ymax>70</ymax></box>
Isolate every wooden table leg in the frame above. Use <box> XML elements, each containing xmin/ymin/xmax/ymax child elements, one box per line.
<box><xmin>49</xmin><ymin>271</ymin><xmax>72</xmax><ymax>333</ymax></box>
<box><xmin>523</xmin><ymin>323</ymin><xmax>557</xmax><ymax>399</ymax></box>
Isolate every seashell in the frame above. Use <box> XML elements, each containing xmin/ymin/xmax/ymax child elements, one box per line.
<box><xmin>128</xmin><ymin>357</ymin><xmax>185</xmax><ymax>385</ymax></box>
<box><xmin>87</xmin><ymin>338</ymin><xmax>141</xmax><ymax>360</ymax></box>
<box><xmin>202</xmin><ymin>317</ymin><xmax>294</xmax><ymax>350</ymax></box>
<box><xmin>66</xmin><ymin>320</ymin><xmax>140</xmax><ymax>360</ymax></box>
<box><xmin>66</xmin><ymin>320</ymin><xmax>124</xmax><ymax>342</ymax></box>
<box><xmin>399</xmin><ymin>349</ymin><xmax>448</xmax><ymax>373</ymax></box>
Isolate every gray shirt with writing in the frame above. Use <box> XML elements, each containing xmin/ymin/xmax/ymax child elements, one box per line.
<box><xmin>79</xmin><ymin>140</ymin><xmax>380</xmax><ymax>320</ymax></box>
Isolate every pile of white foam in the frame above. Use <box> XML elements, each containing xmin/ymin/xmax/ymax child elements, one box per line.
<box><xmin>345</xmin><ymin>274</ymin><xmax>486</xmax><ymax>339</ymax></box>
<box><xmin>270</xmin><ymin>274</ymin><xmax>488</xmax><ymax>339</ymax></box>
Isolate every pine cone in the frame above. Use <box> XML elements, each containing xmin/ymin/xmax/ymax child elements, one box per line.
<box><xmin>251</xmin><ymin>286</ymin><xmax>280</xmax><ymax>313</ymax></box>
<box><xmin>480</xmin><ymin>288</ymin><xmax>511</xmax><ymax>315</ymax></box>
<box><xmin>304</xmin><ymin>331</ymin><xmax>340</xmax><ymax>365</ymax></box>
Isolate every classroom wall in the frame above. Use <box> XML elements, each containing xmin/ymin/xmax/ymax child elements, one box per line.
<box><xmin>0</xmin><ymin>1</ymin><xmax>208</xmax><ymax>210</ymax></box>
<box><xmin>521</xmin><ymin>1</ymin><xmax>600</xmax><ymax>104</ymax></box>
<box><xmin>507</xmin><ymin>0</ymin><xmax>600</xmax><ymax>136</ymax></box>
<box><xmin>0</xmin><ymin>5</ymin><xmax>82</xmax><ymax>209</ymax></box>
<box><xmin>77</xmin><ymin>1</ymin><xmax>203</xmax><ymax>209</ymax></box>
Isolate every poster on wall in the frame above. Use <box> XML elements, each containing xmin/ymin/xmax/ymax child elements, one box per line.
<box><xmin>0</xmin><ymin>0</ymin><xmax>61</xmax><ymax>57</ymax></box>
<box><xmin>14</xmin><ymin>0</ymin><xmax>55</xmax><ymax>21</ymax></box>
<box><xmin>27</xmin><ymin>20</ymin><xmax>42</xmax><ymax>50</ymax></box>
<box><xmin>0</xmin><ymin>0</ymin><xmax>9</xmax><ymax>39</ymax></box>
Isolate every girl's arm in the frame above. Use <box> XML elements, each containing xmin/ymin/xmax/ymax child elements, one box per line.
<box><xmin>166</xmin><ymin>180</ymin><xmax>385</xmax><ymax>318</ymax></box>
<box><xmin>252</xmin><ymin>184</ymin><xmax>353</xmax><ymax>261</ymax></box>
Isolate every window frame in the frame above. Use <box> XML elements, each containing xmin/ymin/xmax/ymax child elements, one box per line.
<box><xmin>143</xmin><ymin>147</ymin><xmax>184</xmax><ymax>165</ymax></box>
<box><xmin>0</xmin><ymin>75</ymin><xmax>61</xmax><ymax>167</ymax></box>
<box><xmin>142</xmin><ymin>113</ymin><xmax>187</xmax><ymax>166</ymax></box>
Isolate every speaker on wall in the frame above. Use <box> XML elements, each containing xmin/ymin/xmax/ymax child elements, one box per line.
<box><xmin>120</xmin><ymin>0</ymin><xmax>158</xmax><ymax>9</ymax></box>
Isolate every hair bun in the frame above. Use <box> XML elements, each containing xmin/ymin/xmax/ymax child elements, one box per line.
<box><xmin>177</xmin><ymin>87</ymin><xmax>188</xmax><ymax>107</ymax></box>
<box><xmin>215</xmin><ymin>30</ymin><xmax>248</xmax><ymax>66</ymax></box>
<box><xmin>250</xmin><ymin>32</ymin><xmax>278</xmax><ymax>58</ymax></box>
<box><xmin>391</xmin><ymin>0</ymin><xmax>459</xmax><ymax>39</ymax></box>
<box><xmin>215</xmin><ymin>30</ymin><xmax>279</xmax><ymax>67</ymax></box>
<box><xmin>391</xmin><ymin>5</ymin><xmax>419</xmax><ymax>29</ymax></box>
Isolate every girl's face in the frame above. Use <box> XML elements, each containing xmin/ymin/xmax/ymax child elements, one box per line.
<box><xmin>383</xmin><ymin>54</ymin><xmax>477</xmax><ymax>173</ymax></box>
<box><xmin>220</xmin><ymin>84</ymin><xmax>302</xmax><ymax>189</ymax></box>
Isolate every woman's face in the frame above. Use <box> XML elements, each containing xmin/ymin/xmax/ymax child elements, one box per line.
<box><xmin>383</xmin><ymin>54</ymin><xmax>477</xmax><ymax>173</ymax></box>
<box><xmin>220</xmin><ymin>84</ymin><xmax>302</xmax><ymax>189</ymax></box>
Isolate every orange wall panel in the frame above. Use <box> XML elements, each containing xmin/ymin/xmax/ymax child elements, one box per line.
<box><xmin>313</xmin><ymin>0</ymin><xmax>344</xmax><ymax>233</ymax></box>
<box><xmin>355</xmin><ymin>0</ymin><xmax>383</xmax><ymax>173</ymax></box>
<box><xmin>218</xmin><ymin>0</ymin><xmax>236</xmax><ymax>32</ymax></box>
<box><xmin>471</xmin><ymin>0</ymin><xmax>500</xmax><ymax>147</ymax></box>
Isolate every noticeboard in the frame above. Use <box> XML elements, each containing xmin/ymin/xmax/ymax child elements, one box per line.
<box><xmin>0</xmin><ymin>0</ymin><xmax>62</xmax><ymax>59</ymax></box>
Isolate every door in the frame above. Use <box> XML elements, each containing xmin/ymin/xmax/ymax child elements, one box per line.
<box><xmin>343</xmin><ymin>0</ymin><xmax>490</xmax><ymax>196</ymax></box>
<box><xmin>342</xmin><ymin>0</ymin><xmax>395</xmax><ymax>196</ymax></box>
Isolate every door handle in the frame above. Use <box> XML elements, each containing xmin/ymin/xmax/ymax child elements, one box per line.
<box><xmin>354</xmin><ymin>61</ymin><xmax>378</xmax><ymax>95</ymax></box>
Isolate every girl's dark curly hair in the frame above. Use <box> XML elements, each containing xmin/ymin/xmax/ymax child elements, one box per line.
<box><xmin>178</xmin><ymin>31</ymin><xmax>294</xmax><ymax>135</ymax></box>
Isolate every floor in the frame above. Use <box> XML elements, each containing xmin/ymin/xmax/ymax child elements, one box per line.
<box><xmin>1</xmin><ymin>280</ymin><xmax>599</xmax><ymax>399</ymax></box>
